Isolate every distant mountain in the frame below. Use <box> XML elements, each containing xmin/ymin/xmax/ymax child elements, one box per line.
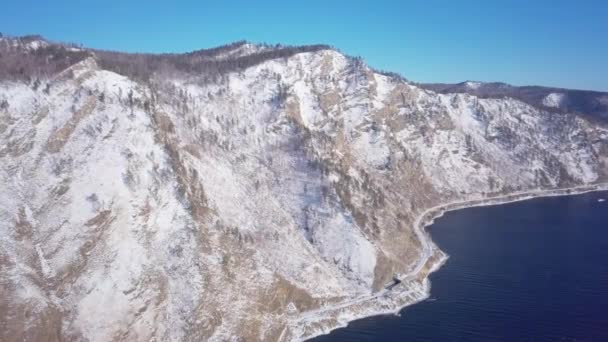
<box><xmin>1</xmin><ymin>35</ymin><xmax>607</xmax><ymax>342</ymax></box>
<box><xmin>419</xmin><ymin>81</ymin><xmax>608</xmax><ymax>121</ymax></box>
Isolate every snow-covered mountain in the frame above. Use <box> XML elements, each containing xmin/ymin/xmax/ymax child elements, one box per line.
<box><xmin>1</xmin><ymin>36</ymin><xmax>608</xmax><ymax>341</ymax></box>
<box><xmin>421</xmin><ymin>80</ymin><xmax>608</xmax><ymax>121</ymax></box>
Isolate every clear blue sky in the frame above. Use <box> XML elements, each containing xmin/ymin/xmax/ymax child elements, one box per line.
<box><xmin>2</xmin><ymin>0</ymin><xmax>607</xmax><ymax>91</ymax></box>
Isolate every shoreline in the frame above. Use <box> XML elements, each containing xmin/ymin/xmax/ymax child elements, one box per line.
<box><xmin>296</xmin><ymin>182</ymin><xmax>608</xmax><ymax>341</ymax></box>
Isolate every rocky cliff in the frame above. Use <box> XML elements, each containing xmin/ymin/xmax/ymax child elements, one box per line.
<box><xmin>1</xmin><ymin>36</ymin><xmax>607</xmax><ymax>341</ymax></box>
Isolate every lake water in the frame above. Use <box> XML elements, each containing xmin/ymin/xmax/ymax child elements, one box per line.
<box><xmin>312</xmin><ymin>190</ymin><xmax>608</xmax><ymax>341</ymax></box>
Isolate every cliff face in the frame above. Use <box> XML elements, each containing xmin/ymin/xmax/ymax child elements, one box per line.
<box><xmin>1</xmin><ymin>37</ymin><xmax>607</xmax><ymax>341</ymax></box>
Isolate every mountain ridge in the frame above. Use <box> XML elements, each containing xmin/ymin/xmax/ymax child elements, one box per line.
<box><xmin>1</xmin><ymin>34</ymin><xmax>608</xmax><ymax>341</ymax></box>
<box><xmin>419</xmin><ymin>81</ymin><xmax>608</xmax><ymax>122</ymax></box>
<box><xmin>3</xmin><ymin>34</ymin><xmax>606</xmax><ymax>94</ymax></box>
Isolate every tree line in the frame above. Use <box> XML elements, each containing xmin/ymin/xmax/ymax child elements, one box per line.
<box><xmin>0</xmin><ymin>35</ymin><xmax>333</xmax><ymax>84</ymax></box>
<box><xmin>0</xmin><ymin>35</ymin><xmax>89</xmax><ymax>81</ymax></box>
<box><xmin>94</xmin><ymin>42</ymin><xmax>332</xmax><ymax>82</ymax></box>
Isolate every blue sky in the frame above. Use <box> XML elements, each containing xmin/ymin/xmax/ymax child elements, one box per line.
<box><xmin>2</xmin><ymin>0</ymin><xmax>607</xmax><ymax>91</ymax></box>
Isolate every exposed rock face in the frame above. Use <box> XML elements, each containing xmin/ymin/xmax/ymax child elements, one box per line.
<box><xmin>1</xmin><ymin>36</ymin><xmax>608</xmax><ymax>341</ymax></box>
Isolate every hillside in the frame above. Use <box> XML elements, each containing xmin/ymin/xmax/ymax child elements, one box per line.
<box><xmin>1</xmin><ymin>35</ymin><xmax>608</xmax><ymax>341</ymax></box>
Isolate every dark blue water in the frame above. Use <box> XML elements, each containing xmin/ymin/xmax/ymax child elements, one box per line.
<box><xmin>312</xmin><ymin>190</ymin><xmax>608</xmax><ymax>342</ymax></box>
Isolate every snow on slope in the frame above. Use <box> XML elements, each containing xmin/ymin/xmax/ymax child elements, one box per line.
<box><xmin>542</xmin><ymin>92</ymin><xmax>566</xmax><ymax>108</ymax></box>
<box><xmin>1</xmin><ymin>41</ymin><xmax>608</xmax><ymax>342</ymax></box>
<box><xmin>464</xmin><ymin>81</ymin><xmax>482</xmax><ymax>90</ymax></box>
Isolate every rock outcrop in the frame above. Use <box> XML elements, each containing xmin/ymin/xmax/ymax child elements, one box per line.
<box><xmin>1</xmin><ymin>36</ymin><xmax>607</xmax><ymax>341</ymax></box>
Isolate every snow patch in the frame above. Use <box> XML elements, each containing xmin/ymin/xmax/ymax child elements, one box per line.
<box><xmin>35</xmin><ymin>244</ymin><xmax>55</xmax><ymax>278</ymax></box>
<box><xmin>352</xmin><ymin>129</ymin><xmax>390</xmax><ymax>169</ymax></box>
<box><xmin>542</xmin><ymin>92</ymin><xmax>566</xmax><ymax>108</ymax></box>
<box><xmin>310</xmin><ymin>209</ymin><xmax>377</xmax><ymax>288</ymax></box>
<box><xmin>464</xmin><ymin>81</ymin><xmax>482</xmax><ymax>90</ymax></box>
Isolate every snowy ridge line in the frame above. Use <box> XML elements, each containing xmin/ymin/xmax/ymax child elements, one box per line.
<box><xmin>294</xmin><ymin>182</ymin><xmax>608</xmax><ymax>342</ymax></box>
